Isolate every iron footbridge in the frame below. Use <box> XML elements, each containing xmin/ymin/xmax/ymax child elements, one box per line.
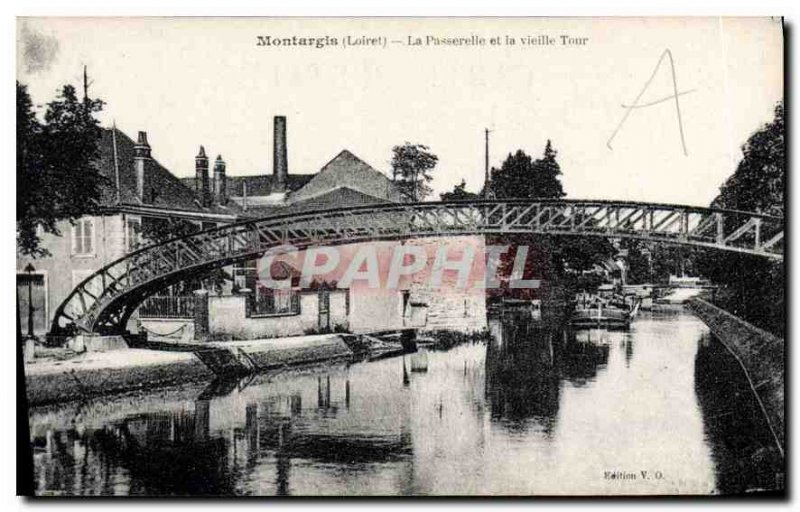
<box><xmin>50</xmin><ymin>199</ymin><xmax>784</xmax><ymax>336</ymax></box>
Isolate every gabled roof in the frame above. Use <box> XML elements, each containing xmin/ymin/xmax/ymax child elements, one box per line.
<box><xmin>96</xmin><ymin>128</ymin><xmax>237</xmax><ymax>216</ymax></box>
<box><xmin>287</xmin><ymin>150</ymin><xmax>403</xmax><ymax>204</ymax></box>
<box><xmin>239</xmin><ymin>186</ymin><xmax>393</xmax><ymax>218</ymax></box>
<box><xmin>180</xmin><ymin>174</ymin><xmax>315</xmax><ymax>198</ymax></box>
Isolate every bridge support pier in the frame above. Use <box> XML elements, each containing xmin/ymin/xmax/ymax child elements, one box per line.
<box><xmin>67</xmin><ymin>333</ymin><xmax>129</xmax><ymax>352</ymax></box>
<box><xmin>194</xmin><ymin>290</ymin><xmax>210</xmax><ymax>342</ymax></box>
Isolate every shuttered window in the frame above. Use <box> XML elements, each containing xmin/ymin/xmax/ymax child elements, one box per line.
<box><xmin>72</xmin><ymin>218</ymin><xmax>94</xmax><ymax>256</ymax></box>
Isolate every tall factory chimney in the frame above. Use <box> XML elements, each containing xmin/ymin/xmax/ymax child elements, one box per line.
<box><xmin>273</xmin><ymin>116</ymin><xmax>288</xmax><ymax>194</ymax></box>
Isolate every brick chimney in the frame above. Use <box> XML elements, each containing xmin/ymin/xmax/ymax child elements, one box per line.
<box><xmin>195</xmin><ymin>146</ymin><xmax>210</xmax><ymax>207</ymax></box>
<box><xmin>133</xmin><ymin>131</ymin><xmax>151</xmax><ymax>202</ymax></box>
<box><xmin>273</xmin><ymin>116</ymin><xmax>288</xmax><ymax>194</ymax></box>
<box><xmin>213</xmin><ymin>154</ymin><xmax>227</xmax><ymax>205</ymax></box>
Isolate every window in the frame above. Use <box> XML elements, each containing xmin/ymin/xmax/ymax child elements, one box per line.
<box><xmin>233</xmin><ymin>259</ymin><xmax>258</xmax><ymax>292</ymax></box>
<box><xmin>72</xmin><ymin>217</ymin><xmax>94</xmax><ymax>256</ymax></box>
<box><xmin>125</xmin><ymin>216</ymin><xmax>142</xmax><ymax>253</ymax></box>
<box><xmin>249</xmin><ymin>286</ymin><xmax>300</xmax><ymax>316</ymax></box>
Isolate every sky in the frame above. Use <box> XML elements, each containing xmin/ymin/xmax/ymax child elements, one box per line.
<box><xmin>17</xmin><ymin>17</ymin><xmax>783</xmax><ymax>207</ymax></box>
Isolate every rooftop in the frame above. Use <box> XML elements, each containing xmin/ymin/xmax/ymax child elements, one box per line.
<box><xmin>97</xmin><ymin>128</ymin><xmax>239</xmax><ymax>217</ymax></box>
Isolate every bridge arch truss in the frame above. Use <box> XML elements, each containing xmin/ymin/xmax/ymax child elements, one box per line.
<box><xmin>51</xmin><ymin>199</ymin><xmax>783</xmax><ymax>336</ymax></box>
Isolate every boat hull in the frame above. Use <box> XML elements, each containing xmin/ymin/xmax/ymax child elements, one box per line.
<box><xmin>568</xmin><ymin>309</ymin><xmax>631</xmax><ymax>330</ymax></box>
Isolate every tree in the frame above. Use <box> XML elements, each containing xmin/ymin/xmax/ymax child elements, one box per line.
<box><xmin>535</xmin><ymin>140</ymin><xmax>566</xmax><ymax>198</ymax></box>
<box><xmin>440</xmin><ymin>179</ymin><xmax>480</xmax><ymax>201</ymax></box>
<box><xmin>692</xmin><ymin>101</ymin><xmax>784</xmax><ymax>336</ymax></box>
<box><xmin>17</xmin><ymin>81</ymin><xmax>104</xmax><ymax>490</ymax></box>
<box><xmin>17</xmin><ymin>82</ymin><xmax>106</xmax><ymax>257</ymax></box>
<box><xmin>487</xmin><ymin>141</ymin><xmax>566</xmax><ymax>199</ymax></box>
<box><xmin>713</xmin><ymin>102</ymin><xmax>784</xmax><ymax>216</ymax></box>
<box><xmin>140</xmin><ymin>216</ymin><xmax>202</xmax><ymax>246</ymax></box>
<box><xmin>391</xmin><ymin>143</ymin><xmax>438</xmax><ymax>202</ymax></box>
<box><xmin>487</xmin><ymin>140</ymin><xmax>612</xmax><ymax>286</ymax></box>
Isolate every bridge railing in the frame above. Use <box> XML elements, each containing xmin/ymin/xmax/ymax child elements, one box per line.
<box><xmin>51</xmin><ymin>200</ymin><xmax>783</xmax><ymax>335</ymax></box>
<box><xmin>138</xmin><ymin>295</ymin><xmax>195</xmax><ymax>319</ymax></box>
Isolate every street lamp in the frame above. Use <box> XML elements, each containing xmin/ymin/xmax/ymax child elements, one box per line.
<box><xmin>24</xmin><ymin>263</ymin><xmax>35</xmax><ymax>339</ymax></box>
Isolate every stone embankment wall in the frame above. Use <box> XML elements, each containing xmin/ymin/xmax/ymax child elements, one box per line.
<box><xmin>26</xmin><ymin>354</ymin><xmax>212</xmax><ymax>407</ymax></box>
<box><xmin>687</xmin><ymin>298</ymin><xmax>784</xmax><ymax>455</ymax></box>
<box><xmin>25</xmin><ymin>335</ymin><xmax>355</xmax><ymax>406</ymax></box>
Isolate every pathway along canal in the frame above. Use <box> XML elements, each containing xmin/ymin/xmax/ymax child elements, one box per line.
<box><xmin>29</xmin><ymin>308</ymin><xmax>783</xmax><ymax>496</ymax></box>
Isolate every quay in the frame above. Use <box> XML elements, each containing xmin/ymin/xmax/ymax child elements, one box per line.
<box><xmin>24</xmin><ymin>334</ymin><xmax>356</xmax><ymax>406</ymax></box>
<box><xmin>687</xmin><ymin>298</ymin><xmax>785</xmax><ymax>456</ymax></box>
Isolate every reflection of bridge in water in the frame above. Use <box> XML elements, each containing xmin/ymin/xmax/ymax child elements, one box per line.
<box><xmin>485</xmin><ymin>318</ymin><xmax>615</xmax><ymax>434</ymax></box>
<box><xmin>35</xmin><ymin>319</ymin><xmax>623</xmax><ymax>495</ymax></box>
<box><xmin>51</xmin><ymin>199</ymin><xmax>783</xmax><ymax>336</ymax></box>
<box><xmin>31</xmin><ymin>311</ymin><xmax>784</xmax><ymax>495</ymax></box>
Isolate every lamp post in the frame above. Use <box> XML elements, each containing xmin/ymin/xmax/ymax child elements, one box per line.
<box><xmin>24</xmin><ymin>263</ymin><xmax>35</xmax><ymax>338</ymax></box>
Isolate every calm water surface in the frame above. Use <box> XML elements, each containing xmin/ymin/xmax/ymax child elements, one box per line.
<box><xmin>30</xmin><ymin>308</ymin><xmax>783</xmax><ymax>496</ymax></box>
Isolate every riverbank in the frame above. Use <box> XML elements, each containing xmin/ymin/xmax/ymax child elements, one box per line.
<box><xmin>687</xmin><ymin>298</ymin><xmax>784</xmax><ymax>457</ymax></box>
<box><xmin>24</xmin><ymin>334</ymin><xmax>356</xmax><ymax>406</ymax></box>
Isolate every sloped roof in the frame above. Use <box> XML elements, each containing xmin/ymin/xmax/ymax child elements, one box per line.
<box><xmin>239</xmin><ymin>186</ymin><xmax>393</xmax><ymax>218</ymax></box>
<box><xmin>287</xmin><ymin>150</ymin><xmax>403</xmax><ymax>204</ymax></box>
<box><xmin>180</xmin><ymin>174</ymin><xmax>315</xmax><ymax>198</ymax></box>
<box><xmin>96</xmin><ymin>128</ymin><xmax>237</xmax><ymax>215</ymax></box>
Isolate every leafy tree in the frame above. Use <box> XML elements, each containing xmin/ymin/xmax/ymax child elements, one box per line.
<box><xmin>140</xmin><ymin>216</ymin><xmax>202</xmax><ymax>246</ymax></box>
<box><xmin>485</xmin><ymin>140</ymin><xmax>615</xmax><ymax>298</ymax></box>
<box><xmin>535</xmin><ymin>140</ymin><xmax>567</xmax><ymax>198</ymax></box>
<box><xmin>488</xmin><ymin>150</ymin><xmax>536</xmax><ymax>199</ymax></box>
<box><xmin>17</xmin><ymin>82</ymin><xmax>106</xmax><ymax>257</ymax></box>
<box><xmin>713</xmin><ymin>102</ymin><xmax>784</xmax><ymax>216</ymax></box>
<box><xmin>391</xmin><ymin>143</ymin><xmax>438</xmax><ymax>202</ymax></box>
<box><xmin>487</xmin><ymin>141</ymin><xmax>566</xmax><ymax>199</ymax></box>
<box><xmin>692</xmin><ymin>101</ymin><xmax>784</xmax><ymax>336</ymax></box>
<box><xmin>440</xmin><ymin>179</ymin><xmax>480</xmax><ymax>201</ymax></box>
<box><xmin>620</xmin><ymin>239</ymin><xmax>700</xmax><ymax>284</ymax></box>
<box><xmin>556</xmin><ymin>237</ymin><xmax>616</xmax><ymax>275</ymax></box>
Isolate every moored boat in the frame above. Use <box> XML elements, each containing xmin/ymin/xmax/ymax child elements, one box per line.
<box><xmin>569</xmin><ymin>292</ymin><xmax>635</xmax><ymax>330</ymax></box>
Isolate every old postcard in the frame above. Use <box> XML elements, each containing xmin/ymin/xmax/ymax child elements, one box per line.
<box><xmin>16</xmin><ymin>17</ymin><xmax>784</xmax><ymax>497</ymax></box>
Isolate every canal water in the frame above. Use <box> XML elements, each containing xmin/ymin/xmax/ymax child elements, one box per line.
<box><xmin>29</xmin><ymin>308</ymin><xmax>783</xmax><ymax>496</ymax></box>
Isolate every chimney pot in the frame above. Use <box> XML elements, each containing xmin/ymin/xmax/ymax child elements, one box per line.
<box><xmin>273</xmin><ymin>116</ymin><xmax>288</xmax><ymax>194</ymax></box>
<box><xmin>195</xmin><ymin>145</ymin><xmax>210</xmax><ymax>207</ymax></box>
<box><xmin>213</xmin><ymin>155</ymin><xmax>227</xmax><ymax>205</ymax></box>
<box><xmin>133</xmin><ymin>131</ymin><xmax>151</xmax><ymax>201</ymax></box>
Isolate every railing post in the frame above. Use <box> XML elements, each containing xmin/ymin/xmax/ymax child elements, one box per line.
<box><xmin>754</xmin><ymin>217</ymin><xmax>762</xmax><ymax>249</ymax></box>
<box><xmin>193</xmin><ymin>289</ymin><xmax>210</xmax><ymax>342</ymax></box>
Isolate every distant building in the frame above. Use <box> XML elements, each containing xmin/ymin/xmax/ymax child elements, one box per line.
<box><xmin>180</xmin><ymin>116</ymin><xmax>403</xmax><ymax>216</ymax></box>
<box><xmin>175</xmin><ymin>116</ymin><xmax>418</xmax><ymax>339</ymax></box>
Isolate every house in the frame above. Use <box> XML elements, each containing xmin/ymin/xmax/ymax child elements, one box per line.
<box><xmin>16</xmin><ymin>127</ymin><xmax>238</xmax><ymax>336</ymax></box>
<box><xmin>19</xmin><ymin>114</ymin><xmax>486</xmax><ymax>342</ymax></box>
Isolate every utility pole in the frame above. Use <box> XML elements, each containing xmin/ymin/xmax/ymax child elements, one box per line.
<box><xmin>82</xmin><ymin>65</ymin><xmax>95</xmax><ymax>106</ymax></box>
<box><xmin>24</xmin><ymin>263</ymin><xmax>36</xmax><ymax>338</ymax></box>
<box><xmin>83</xmin><ymin>65</ymin><xmax>89</xmax><ymax>102</ymax></box>
<box><xmin>484</xmin><ymin>128</ymin><xmax>490</xmax><ymax>198</ymax></box>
